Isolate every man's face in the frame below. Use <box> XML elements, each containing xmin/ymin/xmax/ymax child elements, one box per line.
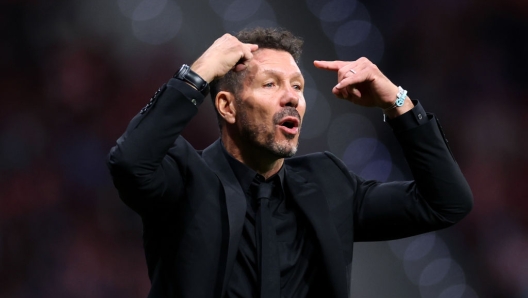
<box><xmin>234</xmin><ymin>48</ymin><xmax>306</xmax><ymax>158</ymax></box>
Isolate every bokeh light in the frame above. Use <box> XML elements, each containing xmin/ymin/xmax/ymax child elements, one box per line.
<box><xmin>221</xmin><ymin>0</ymin><xmax>262</xmax><ymax>22</ymax></box>
<box><xmin>209</xmin><ymin>0</ymin><xmax>262</xmax><ymax>20</ymax></box>
<box><xmin>403</xmin><ymin>232</ymin><xmax>437</xmax><ymax>261</ymax></box>
<box><xmin>389</xmin><ymin>233</ymin><xmax>476</xmax><ymax>298</ymax></box>
<box><xmin>307</xmin><ymin>0</ymin><xmax>384</xmax><ymax>63</ymax></box>
<box><xmin>342</xmin><ymin>138</ymin><xmax>392</xmax><ymax>181</ymax></box>
<box><xmin>327</xmin><ymin>113</ymin><xmax>376</xmax><ymax>158</ymax></box>
<box><xmin>130</xmin><ymin>0</ymin><xmax>167</xmax><ymax>21</ymax></box>
<box><xmin>300</xmin><ymin>87</ymin><xmax>332</xmax><ymax>139</ymax></box>
<box><xmin>209</xmin><ymin>0</ymin><xmax>278</xmax><ymax>33</ymax></box>
<box><xmin>333</xmin><ymin>20</ymin><xmax>371</xmax><ymax>47</ymax></box>
<box><xmin>419</xmin><ymin>258</ymin><xmax>452</xmax><ymax>286</ymax></box>
<box><xmin>334</xmin><ymin>21</ymin><xmax>384</xmax><ymax>62</ymax></box>
<box><xmin>306</xmin><ymin>0</ymin><xmax>358</xmax><ymax>22</ymax></box>
<box><xmin>131</xmin><ymin>1</ymin><xmax>183</xmax><ymax>45</ymax></box>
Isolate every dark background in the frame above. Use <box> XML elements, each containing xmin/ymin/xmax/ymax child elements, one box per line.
<box><xmin>1</xmin><ymin>0</ymin><xmax>527</xmax><ymax>297</ymax></box>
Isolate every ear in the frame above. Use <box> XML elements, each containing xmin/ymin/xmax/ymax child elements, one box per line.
<box><xmin>216</xmin><ymin>91</ymin><xmax>236</xmax><ymax>124</ymax></box>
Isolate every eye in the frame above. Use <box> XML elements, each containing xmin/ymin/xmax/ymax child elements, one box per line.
<box><xmin>264</xmin><ymin>82</ymin><xmax>275</xmax><ymax>88</ymax></box>
<box><xmin>293</xmin><ymin>84</ymin><xmax>302</xmax><ymax>90</ymax></box>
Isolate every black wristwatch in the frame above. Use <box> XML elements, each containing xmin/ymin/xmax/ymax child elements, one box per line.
<box><xmin>173</xmin><ymin>64</ymin><xmax>210</xmax><ymax>96</ymax></box>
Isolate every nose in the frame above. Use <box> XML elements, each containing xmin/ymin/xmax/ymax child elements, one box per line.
<box><xmin>281</xmin><ymin>85</ymin><xmax>300</xmax><ymax>108</ymax></box>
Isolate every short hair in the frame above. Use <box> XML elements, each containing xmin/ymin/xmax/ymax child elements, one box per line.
<box><xmin>209</xmin><ymin>27</ymin><xmax>304</xmax><ymax>127</ymax></box>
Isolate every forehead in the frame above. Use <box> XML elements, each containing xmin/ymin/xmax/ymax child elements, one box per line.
<box><xmin>248</xmin><ymin>49</ymin><xmax>302</xmax><ymax>77</ymax></box>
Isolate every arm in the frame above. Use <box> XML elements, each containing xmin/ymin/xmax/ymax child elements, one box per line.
<box><xmin>107</xmin><ymin>80</ymin><xmax>202</xmax><ymax>214</ymax></box>
<box><xmin>314</xmin><ymin>58</ymin><xmax>473</xmax><ymax>241</ymax></box>
<box><xmin>107</xmin><ymin>34</ymin><xmax>258</xmax><ymax>214</ymax></box>
<box><xmin>353</xmin><ymin>104</ymin><xmax>472</xmax><ymax>241</ymax></box>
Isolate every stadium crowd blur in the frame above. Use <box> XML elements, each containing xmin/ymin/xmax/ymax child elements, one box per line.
<box><xmin>1</xmin><ymin>0</ymin><xmax>527</xmax><ymax>297</ymax></box>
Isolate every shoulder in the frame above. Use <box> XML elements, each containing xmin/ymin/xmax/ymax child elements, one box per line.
<box><xmin>285</xmin><ymin>151</ymin><xmax>351</xmax><ymax>178</ymax></box>
<box><xmin>165</xmin><ymin>136</ymin><xmax>211</xmax><ymax>171</ymax></box>
<box><xmin>167</xmin><ymin>136</ymin><xmax>197</xmax><ymax>157</ymax></box>
<box><xmin>285</xmin><ymin>152</ymin><xmax>359</xmax><ymax>207</ymax></box>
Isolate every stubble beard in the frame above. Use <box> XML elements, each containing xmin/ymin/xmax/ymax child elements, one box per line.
<box><xmin>236</xmin><ymin>99</ymin><xmax>300</xmax><ymax>158</ymax></box>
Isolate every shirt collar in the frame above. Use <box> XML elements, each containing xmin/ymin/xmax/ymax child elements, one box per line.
<box><xmin>220</xmin><ymin>141</ymin><xmax>285</xmax><ymax>194</ymax></box>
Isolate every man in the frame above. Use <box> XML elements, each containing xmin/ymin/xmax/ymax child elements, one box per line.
<box><xmin>107</xmin><ymin>28</ymin><xmax>473</xmax><ymax>298</ymax></box>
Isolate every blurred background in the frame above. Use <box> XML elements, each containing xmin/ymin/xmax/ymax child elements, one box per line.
<box><xmin>1</xmin><ymin>0</ymin><xmax>527</xmax><ymax>297</ymax></box>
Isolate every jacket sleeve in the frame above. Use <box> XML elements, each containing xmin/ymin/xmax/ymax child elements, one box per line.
<box><xmin>107</xmin><ymin>79</ymin><xmax>205</xmax><ymax>215</ymax></box>
<box><xmin>343</xmin><ymin>105</ymin><xmax>473</xmax><ymax>241</ymax></box>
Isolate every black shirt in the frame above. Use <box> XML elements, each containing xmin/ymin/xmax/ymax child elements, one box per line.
<box><xmin>223</xmin><ymin>146</ymin><xmax>323</xmax><ymax>298</ymax></box>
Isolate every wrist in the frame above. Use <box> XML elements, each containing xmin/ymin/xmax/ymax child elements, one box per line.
<box><xmin>174</xmin><ymin>64</ymin><xmax>210</xmax><ymax>96</ymax></box>
<box><xmin>383</xmin><ymin>96</ymin><xmax>414</xmax><ymax>119</ymax></box>
<box><xmin>381</xmin><ymin>86</ymin><xmax>413</xmax><ymax>119</ymax></box>
<box><xmin>190</xmin><ymin>62</ymin><xmax>214</xmax><ymax>83</ymax></box>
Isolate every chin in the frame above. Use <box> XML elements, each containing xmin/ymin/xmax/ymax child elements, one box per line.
<box><xmin>269</xmin><ymin>140</ymin><xmax>298</xmax><ymax>158</ymax></box>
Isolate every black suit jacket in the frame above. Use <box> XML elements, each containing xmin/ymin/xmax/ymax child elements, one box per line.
<box><xmin>108</xmin><ymin>79</ymin><xmax>473</xmax><ymax>298</ymax></box>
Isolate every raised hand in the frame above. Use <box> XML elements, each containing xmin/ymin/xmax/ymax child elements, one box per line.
<box><xmin>314</xmin><ymin>57</ymin><xmax>413</xmax><ymax>116</ymax></box>
<box><xmin>190</xmin><ymin>34</ymin><xmax>259</xmax><ymax>83</ymax></box>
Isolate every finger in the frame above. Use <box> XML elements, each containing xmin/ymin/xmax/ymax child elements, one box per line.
<box><xmin>233</xmin><ymin>57</ymin><xmax>251</xmax><ymax>72</ymax></box>
<box><xmin>234</xmin><ymin>63</ymin><xmax>247</xmax><ymax>72</ymax></box>
<box><xmin>335</xmin><ymin>75</ymin><xmax>364</xmax><ymax>89</ymax></box>
<box><xmin>331</xmin><ymin>87</ymin><xmax>344</xmax><ymax>99</ymax></box>
<box><xmin>237</xmin><ymin>45</ymin><xmax>253</xmax><ymax>60</ymax></box>
<box><xmin>340</xmin><ymin>87</ymin><xmax>350</xmax><ymax>98</ymax></box>
<box><xmin>337</xmin><ymin>63</ymin><xmax>359</xmax><ymax>82</ymax></box>
<box><xmin>241</xmin><ymin>49</ymin><xmax>254</xmax><ymax>63</ymax></box>
<box><xmin>234</xmin><ymin>45</ymin><xmax>257</xmax><ymax>72</ymax></box>
<box><xmin>335</xmin><ymin>58</ymin><xmax>372</xmax><ymax>82</ymax></box>
<box><xmin>348</xmin><ymin>87</ymin><xmax>362</xmax><ymax>99</ymax></box>
<box><xmin>336</xmin><ymin>62</ymin><xmax>369</xmax><ymax>84</ymax></box>
<box><xmin>313</xmin><ymin>60</ymin><xmax>348</xmax><ymax>71</ymax></box>
<box><xmin>246</xmin><ymin>43</ymin><xmax>259</xmax><ymax>52</ymax></box>
<box><xmin>331</xmin><ymin>85</ymin><xmax>353</xmax><ymax>99</ymax></box>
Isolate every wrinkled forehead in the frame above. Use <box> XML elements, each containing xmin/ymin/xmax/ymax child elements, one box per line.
<box><xmin>247</xmin><ymin>48</ymin><xmax>303</xmax><ymax>79</ymax></box>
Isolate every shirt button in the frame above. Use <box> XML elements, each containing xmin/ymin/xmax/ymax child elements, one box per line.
<box><xmin>418</xmin><ymin>113</ymin><xmax>423</xmax><ymax>120</ymax></box>
<box><xmin>191</xmin><ymin>98</ymin><xmax>197</xmax><ymax>105</ymax></box>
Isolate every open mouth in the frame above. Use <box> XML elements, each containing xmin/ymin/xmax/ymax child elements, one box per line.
<box><xmin>281</xmin><ymin>121</ymin><xmax>295</xmax><ymax>129</ymax></box>
<box><xmin>279</xmin><ymin>117</ymin><xmax>299</xmax><ymax>128</ymax></box>
<box><xmin>278</xmin><ymin>117</ymin><xmax>300</xmax><ymax>134</ymax></box>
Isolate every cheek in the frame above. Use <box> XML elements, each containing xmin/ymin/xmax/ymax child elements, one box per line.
<box><xmin>238</xmin><ymin>93</ymin><xmax>277</xmax><ymax>124</ymax></box>
<box><xmin>298</xmin><ymin>100</ymin><xmax>307</xmax><ymax>119</ymax></box>
<box><xmin>251</xmin><ymin>103</ymin><xmax>275</xmax><ymax>122</ymax></box>
<box><xmin>240</xmin><ymin>104</ymin><xmax>272</xmax><ymax>125</ymax></box>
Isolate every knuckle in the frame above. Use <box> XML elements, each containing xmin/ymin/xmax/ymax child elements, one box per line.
<box><xmin>369</xmin><ymin>63</ymin><xmax>379</xmax><ymax>71</ymax></box>
<box><xmin>358</xmin><ymin>57</ymin><xmax>370</xmax><ymax>62</ymax></box>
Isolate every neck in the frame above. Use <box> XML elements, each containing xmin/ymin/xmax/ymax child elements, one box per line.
<box><xmin>222</xmin><ymin>129</ymin><xmax>284</xmax><ymax>179</ymax></box>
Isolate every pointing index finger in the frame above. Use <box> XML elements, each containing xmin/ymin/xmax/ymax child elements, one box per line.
<box><xmin>313</xmin><ymin>60</ymin><xmax>347</xmax><ymax>71</ymax></box>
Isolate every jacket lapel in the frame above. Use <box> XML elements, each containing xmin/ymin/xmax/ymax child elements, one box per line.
<box><xmin>285</xmin><ymin>165</ymin><xmax>349</xmax><ymax>298</ymax></box>
<box><xmin>202</xmin><ymin>139</ymin><xmax>247</xmax><ymax>296</ymax></box>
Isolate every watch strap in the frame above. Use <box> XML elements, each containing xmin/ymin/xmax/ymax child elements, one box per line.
<box><xmin>173</xmin><ymin>64</ymin><xmax>210</xmax><ymax>96</ymax></box>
